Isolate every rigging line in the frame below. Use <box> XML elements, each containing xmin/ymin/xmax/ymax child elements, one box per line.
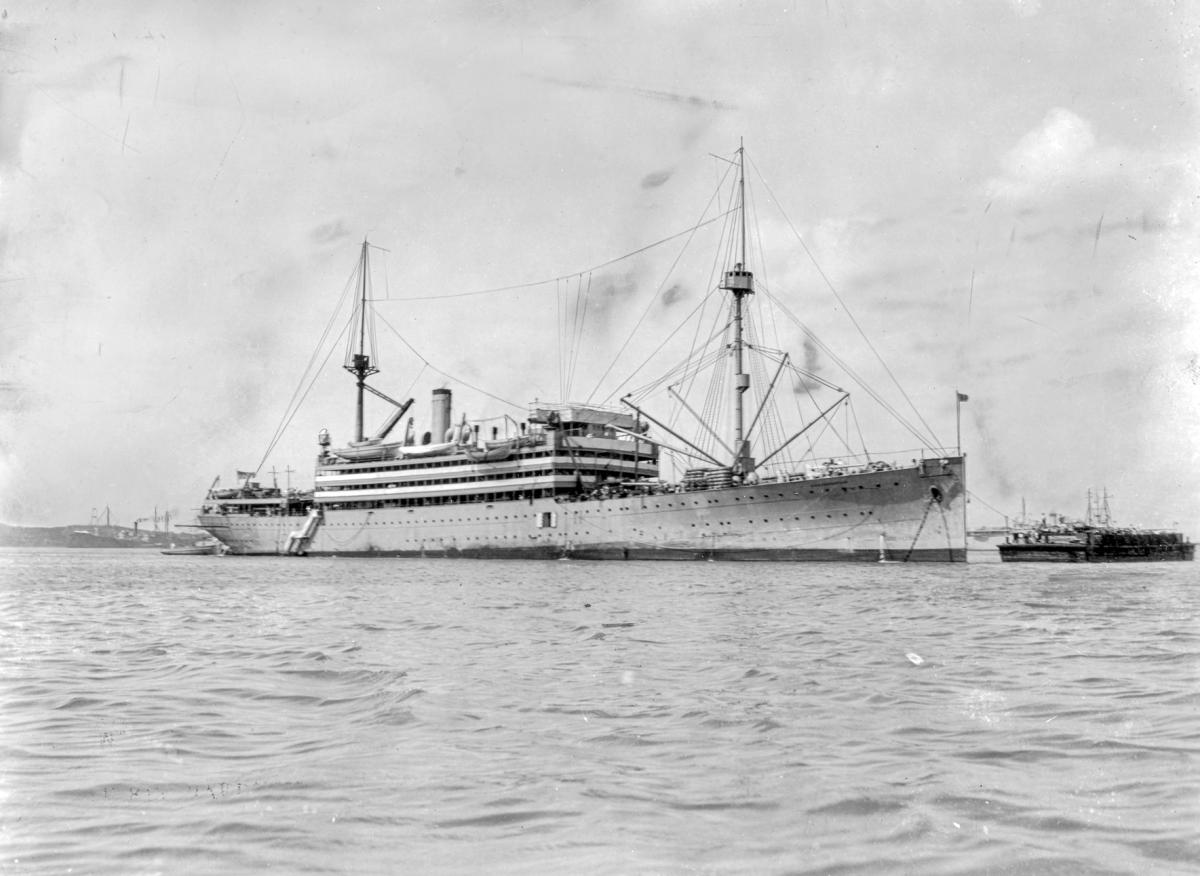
<box><xmin>683</xmin><ymin>181</ymin><xmax>743</xmax><ymax>412</ymax></box>
<box><xmin>255</xmin><ymin>318</ymin><xmax>352</xmax><ymax>474</ymax></box>
<box><xmin>343</xmin><ymin>255</ymin><xmax>362</xmax><ymax>363</ymax></box>
<box><xmin>699</xmin><ymin>316</ymin><xmax>732</xmax><ymax>460</ymax></box>
<box><xmin>574</xmin><ymin>273</ymin><xmax>590</xmax><ymax>397</ymax></box>
<box><xmin>756</xmin><ymin>337</ymin><xmax>790</xmax><ymax>470</ymax></box>
<box><xmin>748</xmin><ymin>176</ymin><xmax>783</xmax><ymax>354</ymax></box>
<box><xmin>966</xmin><ymin>490</ymin><xmax>1011</xmax><ymax>520</ymax></box>
<box><xmin>571</xmin><ymin>273</ymin><xmax>582</xmax><ymax>394</ymax></box>
<box><xmin>556</xmin><ymin>276</ymin><xmax>563</xmax><ymax>401</ymax></box>
<box><xmin>374</xmin><ymin>310</ymin><xmax>524</xmax><ymax>411</ymax></box>
<box><xmin>600</xmin><ymin>288</ymin><xmax>726</xmax><ymax>407</ymax></box>
<box><xmin>586</xmin><ymin>237</ymin><xmax>721</xmax><ymax>407</ymax></box>
<box><xmin>367</xmin><ymin>265</ymin><xmax>381</xmax><ymax>368</ymax></box>
<box><xmin>587</xmin><ymin>162</ymin><xmax>737</xmax><ymax>405</ymax></box>
<box><xmin>567</xmin><ymin>275</ymin><xmax>577</xmax><ymax>397</ymax></box>
<box><xmin>567</xmin><ymin>272</ymin><xmax>591</xmax><ymax>399</ymax></box>
<box><xmin>645</xmin><ymin>348</ymin><xmax>725</xmax><ymax>409</ymax></box>
<box><xmin>759</xmin><ymin>285</ymin><xmax>936</xmax><ymax>449</ymax></box>
<box><xmin>848</xmin><ymin>398</ymin><xmax>870</xmax><ymax>460</ymax></box>
<box><xmin>681</xmin><ymin>181</ymin><xmax>741</xmax><ymax>406</ymax></box>
<box><xmin>748</xmin><ymin>315</ymin><xmax>786</xmax><ymax>465</ymax></box>
<box><xmin>568</xmin><ymin>274</ymin><xmax>582</xmax><ymax>396</ymax></box>
<box><xmin>257</xmin><ymin>259</ymin><xmax>363</xmax><ymax>464</ymax></box>
<box><xmin>790</xmin><ymin>363</ymin><xmax>827</xmax><ymax>461</ymax></box>
<box><xmin>749</xmin><ymin>156</ymin><xmax>943</xmax><ymax>449</ymax></box>
<box><xmin>629</xmin><ymin>345</ymin><xmax>728</xmax><ymax>407</ymax></box>
<box><xmin>781</xmin><ymin>362</ymin><xmax>843</xmax><ymax>394</ymax></box>
<box><xmin>837</xmin><ymin>397</ymin><xmax>857</xmax><ymax>456</ymax></box>
<box><xmin>784</xmin><ymin>325</ymin><xmax>853</xmax><ymax>464</ymax></box>
<box><xmin>571</xmin><ymin>273</ymin><xmax>585</xmax><ymax>396</ymax></box>
<box><xmin>653</xmin><ymin>161</ymin><xmax>741</xmax><ymax>436</ymax></box>
<box><xmin>402</xmin><ymin>362</ymin><xmax>428</xmax><ymax>401</ymax></box>
<box><xmin>567</xmin><ymin>274</ymin><xmax>580</xmax><ymax>397</ymax></box>
<box><xmin>383</xmin><ymin>210</ymin><xmax>737</xmax><ymax>303</ymax></box>
<box><xmin>624</xmin><ymin>306</ymin><xmax>732</xmax><ymax>401</ymax></box>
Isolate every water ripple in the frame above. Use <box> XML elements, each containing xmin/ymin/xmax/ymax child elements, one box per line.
<box><xmin>1</xmin><ymin>550</ymin><xmax>1196</xmax><ymax>874</ymax></box>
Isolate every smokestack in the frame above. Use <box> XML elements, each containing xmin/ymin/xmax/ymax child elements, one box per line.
<box><xmin>431</xmin><ymin>388</ymin><xmax>452</xmax><ymax>444</ymax></box>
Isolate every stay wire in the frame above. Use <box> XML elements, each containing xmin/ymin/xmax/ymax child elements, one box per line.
<box><xmin>375</xmin><ymin>310</ymin><xmax>524</xmax><ymax>411</ymax></box>
<box><xmin>587</xmin><ymin>162</ymin><xmax>737</xmax><ymax>405</ymax></box>
<box><xmin>254</xmin><ymin>258</ymin><xmax>363</xmax><ymax>472</ymax></box>
<box><xmin>759</xmin><ymin>284</ymin><xmax>937</xmax><ymax>452</ymax></box>
<box><xmin>254</xmin><ymin>318</ymin><xmax>351</xmax><ymax>477</ymax></box>
<box><xmin>748</xmin><ymin>156</ymin><xmax>943</xmax><ymax>449</ymax></box>
<box><xmin>599</xmin><ymin>287</ymin><xmax>725</xmax><ymax>407</ymax></box>
<box><xmin>383</xmin><ymin>210</ymin><xmax>736</xmax><ymax>303</ymax></box>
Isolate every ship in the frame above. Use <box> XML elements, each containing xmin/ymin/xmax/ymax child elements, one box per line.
<box><xmin>997</xmin><ymin>490</ymin><xmax>1193</xmax><ymax>563</ymax></box>
<box><xmin>196</xmin><ymin>145</ymin><xmax>966</xmax><ymax>561</ymax></box>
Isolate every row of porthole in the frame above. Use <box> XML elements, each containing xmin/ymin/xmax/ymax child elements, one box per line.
<box><xmin>367</xmin><ymin>535</ymin><xmax>527</xmax><ymax>543</ymax></box>
<box><xmin>332</xmin><ymin>515</ymin><xmax>531</xmax><ymax>525</ymax></box>
<box><xmin>232</xmin><ymin>499</ymin><xmax>887</xmax><ymax>527</ymax></box>
<box><xmin>685</xmin><ymin>510</ymin><xmax>873</xmax><ymax>527</ymax></box>
<box><xmin>231</xmin><ymin>503</ymin><xmax>876</xmax><ymax>528</ymax></box>
<box><xmin>231</xmin><ymin>504</ymin><xmax>878</xmax><ymax>527</ymax></box>
<box><xmin>597</xmin><ymin>483</ymin><xmax>904</xmax><ymax>512</ymax></box>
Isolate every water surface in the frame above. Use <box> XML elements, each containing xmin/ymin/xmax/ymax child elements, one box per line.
<box><xmin>1</xmin><ymin>549</ymin><xmax>1196</xmax><ymax>874</ymax></box>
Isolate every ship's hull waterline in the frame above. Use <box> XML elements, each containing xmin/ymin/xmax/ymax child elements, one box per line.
<box><xmin>198</xmin><ymin>457</ymin><xmax>966</xmax><ymax>562</ymax></box>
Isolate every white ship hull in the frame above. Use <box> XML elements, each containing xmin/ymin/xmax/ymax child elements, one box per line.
<box><xmin>198</xmin><ymin>457</ymin><xmax>965</xmax><ymax>562</ymax></box>
<box><xmin>197</xmin><ymin>149</ymin><xmax>975</xmax><ymax>563</ymax></box>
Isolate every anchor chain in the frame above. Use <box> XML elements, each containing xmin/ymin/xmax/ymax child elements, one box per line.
<box><xmin>903</xmin><ymin>495</ymin><xmax>941</xmax><ymax>563</ymax></box>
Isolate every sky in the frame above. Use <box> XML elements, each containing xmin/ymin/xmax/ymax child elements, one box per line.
<box><xmin>1</xmin><ymin>0</ymin><xmax>1198</xmax><ymax>534</ymax></box>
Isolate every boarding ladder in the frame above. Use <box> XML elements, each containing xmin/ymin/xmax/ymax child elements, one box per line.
<box><xmin>285</xmin><ymin>508</ymin><xmax>323</xmax><ymax>556</ymax></box>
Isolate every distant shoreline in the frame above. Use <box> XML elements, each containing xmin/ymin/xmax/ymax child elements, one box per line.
<box><xmin>0</xmin><ymin>522</ymin><xmax>193</xmax><ymax>549</ymax></box>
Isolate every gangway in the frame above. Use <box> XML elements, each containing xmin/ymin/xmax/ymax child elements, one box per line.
<box><xmin>286</xmin><ymin>509</ymin><xmax>322</xmax><ymax>555</ymax></box>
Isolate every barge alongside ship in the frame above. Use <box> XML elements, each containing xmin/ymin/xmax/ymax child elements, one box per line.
<box><xmin>998</xmin><ymin>495</ymin><xmax>1193</xmax><ymax>563</ymax></box>
<box><xmin>997</xmin><ymin>530</ymin><xmax>1194</xmax><ymax>563</ymax></box>
<box><xmin>197</xmin><ymin>146</ymin><xmax>966</xmax><ymax>561</ymax></box>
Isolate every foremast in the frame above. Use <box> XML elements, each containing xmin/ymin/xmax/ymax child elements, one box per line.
<box><xmin>345</xmin><ymin>239</ymin><xmax>379</xmax><ymax>443</ymax></box>
<box><xmin>723</xmin><ymin>142</ymin><xmax>755</xmax><ymax>477</ymax></box>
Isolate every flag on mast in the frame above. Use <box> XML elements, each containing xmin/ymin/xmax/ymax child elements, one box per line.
<box><xmin>957</xmin><ymin>392</ymin><xmax>969</xmax><ymax>402</ymax></box>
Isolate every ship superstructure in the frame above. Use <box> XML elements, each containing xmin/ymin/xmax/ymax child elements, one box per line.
<box><xmin>197</xmin><ymin>145</ymin><xmax>966</xmax><ymax>560</ymax></box>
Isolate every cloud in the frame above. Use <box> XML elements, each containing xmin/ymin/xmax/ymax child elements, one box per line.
<box><xmin>311</xmin><ymin>220</ymin><xmax>353</xmax><ymax>245</ymax></box>
<box><xmin>1008</xmin><ymin>0</ymin><xmax>1042</xmax><ymax>19</ymax></box>
<box><xmin>986</xmin><ymin>107</ymin><xmax>1124</xmax><ymax>200</ymax></box>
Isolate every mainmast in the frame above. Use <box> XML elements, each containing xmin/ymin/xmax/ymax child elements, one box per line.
<box><xmin>720</xmin><ymin>141</ymin><xmax>755</xmax><ymax>476</ymax></box>
<box><xmin>345</xmin><ymin>239</ymin><xmax>379</xmax><ymax>442</ymax></box>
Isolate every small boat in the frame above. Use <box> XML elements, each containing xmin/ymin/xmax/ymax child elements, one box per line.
<box><xmin>161</xmin><ymin>538</ymin><xmax>224</xmax><ymax>556</ymax></box>
<box><xmin>332</xmin><ymin>440</ymin><xmax>403</xmax><ymax>461</ymax></box>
